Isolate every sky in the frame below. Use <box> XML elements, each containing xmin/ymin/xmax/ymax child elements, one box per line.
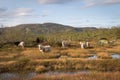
<box><xmin>0</xmin><ymin>0</ymin><xmax>120</xmax><ymax>28</ymax></box>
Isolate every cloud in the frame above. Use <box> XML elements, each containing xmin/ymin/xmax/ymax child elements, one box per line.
<box><xmin>37</xmin><ymin>0</ymin><xmax>120</xmax><ymax>9</ymax></box>
<box><xmin>0</xmin><ymin>8</ymin><xmax>7</xmax><ymax>18</ymax></box>
<box><xmin>0</xmin><ymin>8</ymin><xmax>34</xmax><ymax>19</ymax></box>
<box><xmin>14</xmin><ymin>8</ymin><xmax>34</xmax><ymax>16</ymax></box>
<box><xmin>0</xmin><ymin>8</ymin><xmax>6</xmax><ymax>12</ymax></box>
<box><xmin>82</xmin><ymin>0</ymin><xmax>120</xmax><ymax>8</ymax></box>
<box><xmin>38</xmin><ymin>0</ymin><xmax>120</xmax><ymax>6</ymax></box>
<box><xmin>0</xmin><ymin>7</ymin><xmax>36</xmax><ymax>26</ymax></box>
<box><xmin>38</xmin><ymin>0</ymin><xmax>76</xmax><ymax>4</ymax></box>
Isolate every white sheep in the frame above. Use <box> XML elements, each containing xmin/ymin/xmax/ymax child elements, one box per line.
<box><xmin>99</xmin><ymin>39</ymin><xmax>109</xmax><ymax>46</ymax></box>
<box><xmin>80</xmin><ymin>41</ymin><xmax>86</xmax><ymax>49</ymax></box>
<box><xmin>80</xmin><ymin>41</ymin><xmax>90</xmax><ymax>49</ymax></box>
<box><xmin>38</xmin><ymin>44</ymin><xmax>51</xmax><ymax>53</ymax></box>
<box><xmin>18</xmin><ymin>41</ymin><xmax>24</xmax><ymax>49</ymax></box>
<box><xmin>62</xmin><ymin>40</ymin><xmax>70</xmax><ymax>48</ymax></box>
<box><xmin>86</xmin><ymin>41</ymin><xmax>90</xmax><ymax>48</ymax></box>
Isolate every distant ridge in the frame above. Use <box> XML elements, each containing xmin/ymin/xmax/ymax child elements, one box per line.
<box><xmin>0</xmin><ymin>23</ymin><xmax>97</xmax><ymax>36</ymax></box>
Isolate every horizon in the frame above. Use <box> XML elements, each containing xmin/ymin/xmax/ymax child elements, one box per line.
<box><xmin>0</xmin><ymin>0</ymin><xmax>120</xmax><ymax>28</ymax></box>
<box><xmin>1</xmin><ymin>22</ymin><xmax>119</xmax><ymax>29</ymax></box>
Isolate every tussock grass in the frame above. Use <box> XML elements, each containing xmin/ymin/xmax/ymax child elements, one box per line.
<box><xmin>68</xmin><ymin>53</ymin><xmax>94</xmax><ymax>58</ymax></box>
<box><xmin>35</xmin><ymin>66</ymin><xmax>47</xmax><ymax>73</ymax></box>
<box><xmin>0</xmin><ymin>55</ymin><xmax>16</xmax><ymax>61</ymax></box>
<box><xmin>0</xmin><ymin>58</ymin><xmax>119</xmax><ymax>73</ymax></box>
<box><xmin>0</xmin><ymin>61</ymin><xmax>16</xmax><ymax>72</ymax></box>
<box><xmin>26</xmin><ymin>59</ymin><xmax>120</xmax><ymax>72</ymax></box>
<box><xmin>106</xmin><ymin>46</ymin><xmax>120</xmax><ymax>54</ymax></box>
<box><xmin>21</xmin><ymin>48</ymin><xmax>60</xmax><ymax>59</ymax></box>
<box><xmin>97</xmin><ymin>52</ymin><xmax>112</xmax><ymax>59</ymax></box>
<box><xmin>0</xmin><ymin>43</ymin><xmax>120</xmax><ymax>73</ymax></box>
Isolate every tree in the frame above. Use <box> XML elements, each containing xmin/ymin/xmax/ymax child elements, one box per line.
<box><xmin>111</xmin><ymin>27</ymin><xmax>120</xmax><ymax>39</ymax></box>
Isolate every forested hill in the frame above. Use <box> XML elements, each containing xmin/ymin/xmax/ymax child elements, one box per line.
<box><xmin>0</xmin><ymin>23</ymin><xmax>97</xmax><ymax>43</ymax></box>
<box><xmin>1</xmin><ymin>23</ymin><xmax>97</xmax><ymax>35</ymax></box>
<box><xmin>13</xmin><ymin>23</ymin><xmax>76</xmax><ymax>34</ymax></box>
<box><xmin>0</xmin><ymin>23</ymin><xmax>120</xmax><ymax>45</ymax></box>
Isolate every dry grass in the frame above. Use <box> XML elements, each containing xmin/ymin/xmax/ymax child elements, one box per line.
<box><xmin>35</xmin><ymin>65</ymin><xmax>47</xmax><ymax>73</ymax></box>
<box><xmin>0</xmin><ymin>61</ymin><xmax>16</xmax><ymax>66</ymax></box>
<box><xmin>20</xmin><ymin>47</ymin><xmax>94</xmax><ymax>60</ymax></box>
<box><xmin>0</xmin><ymin>61</ymin><xmax>16</xmax><ymax>72</ymax></box>
<box><xmin>106</xmin><ymin>46</ymin><xmax>120</xmax><ymax>54</ymax></box>
<box><xmin>97</xmin><ymin>52</ymin><xmax>112</xmax><ymax>59</ymax></box>
<box><xmin>0</xmin><ymin>41</ymin><xmax>120</xmax><ymax>73</ymax></box>
<box><xmin>68</xmin><ymin>53</ymin><xmax>93</xmax><ymax>58</ymax></box>
<box><xmin>0</xmin><ymin>54</ymin><xmax>19</xmax><ymax>61</ymax></box>
<box><xmin>21</xmin><ymin>48</ymin><xmax>60</xmax><ymax>59</ymax></box>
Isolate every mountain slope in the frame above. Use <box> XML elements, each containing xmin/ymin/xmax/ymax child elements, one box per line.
<box><xmin>1</xmin><ymin>23</ymin><xmax>97</xmax><ymax>35</ymax></box>
<box><xmin>0</xmin><ymin>23</ymin><xmax>97</xmax><ymax>42</ymax></box>
<box><xmin>12</xmin><ymin>23</ymin><xmax>76</xmax><ymax>35</ymax></box>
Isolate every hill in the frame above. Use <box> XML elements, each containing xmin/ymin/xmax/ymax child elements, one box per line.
<box><xmin>2</xmin><ymin>23</ymin><xmax>97</xmax><ymax>34</ymax></box>
<box><xmin>0</xmin><ymin>23</ymin><xmax>97</xmax><ymax>43</ymax></box>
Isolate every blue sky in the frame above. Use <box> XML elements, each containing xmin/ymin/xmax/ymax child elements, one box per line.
<box><xmin>0</xmin><ymin>0</ymin><xmax>120</xmax><ymax>28</ymax></box>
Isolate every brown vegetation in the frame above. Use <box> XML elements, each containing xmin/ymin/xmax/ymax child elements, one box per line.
<box><xmin>0</xmin><ymin>42</ymin><xmax>120</xmax><ymax>73</ymax></box>
<box><xmin>97</xmin><ymin>52</ymin><xmax>112</xmax><ymax>59</ymax></box>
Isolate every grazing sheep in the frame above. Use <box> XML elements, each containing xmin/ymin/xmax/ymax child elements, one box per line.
<box><xmin>14</xmin><ymin>41</ymin><xmax>20</xmax><ymax>46</ymax></box>
<box><xmin>80</xmin><ymin>41</ymin><xmax>91</xmax><ymax>49</ymax></box>
<box><xmin>86</xmin><ymin>41</ymin><xmax>90</xmax><ymax>48</ymax></box>
<box><xmin>38</xmin><ymin>44</ymin><xmax>51</xmax><ymax>53</ymax></box>
<box><xmin>99</xmin><ymin>38</ymin><xmax>109</xmax><ymax>46</ymax></box>
<box><xmin>80</xmin><ymin>41</ymin><xmax>86</xmax><ymax>49</ymax></box>
<box><xmin>18</xmin><ymin>41</ymin><xmax>24</xmax><ymax>49</ymax></box>
<box><xmin>62</xmin><ymin>40</ymin><xmax>70</xmax><ymax>48</ymax></box>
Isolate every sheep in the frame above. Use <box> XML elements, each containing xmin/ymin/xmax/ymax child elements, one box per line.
<box><xmin>18</xmin><ymin>41</ymin><xmax>24</xmax><ymax>49</ymax></box>
<box><xmin>14</xmin><ymin>41</ymin><xmax>20</xmax><ymax>46</ymax></box>
<box><xmin>86</xmin><ymin>41</ymin><xmax>90</xmax><ymax>48</ymax></box>
<box><xmin>80</xmin><ymin>41</ymin><xmax>90</xmax><ymax>49</ymax></box>
<box><xmin>80</xmin><ymin>41</ymin><xmax>86</xmax><ymax>49</ymax></box>
<box><xmin>62</xmin><ymin>40</ymin><xmax>70</xmax><ymax>48</ymax></box>
<box><xmin>38</xmin><ymin>44</ymin><xmax>51</xmax><ymax>53</ymax></box>
<box><xmin>99</xmin><ymin>38</ymin><xmax>109</xmax><ymax>46</ymax></box>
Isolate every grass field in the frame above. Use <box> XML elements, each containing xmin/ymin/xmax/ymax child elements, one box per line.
<box><xmin>0</xmin><ymin>40</ymin><xmax>120</xmax><ymax>80</ymax></box>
